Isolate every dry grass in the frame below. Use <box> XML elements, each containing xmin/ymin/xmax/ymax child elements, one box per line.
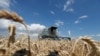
<box><xmin>0</xmin><ymin>36</ymin><xmax>99</xmax><ymax>56</ymax></box>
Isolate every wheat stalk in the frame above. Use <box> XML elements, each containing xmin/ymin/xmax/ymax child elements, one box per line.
<box><xmin>81</xmin><ymin>37</ymin><xmax>100</xmax><ymax>56</ymax></box>
<box><xmin>7</xmin><ymin>24</ymin><xmax>16</xmax><ymax>47</ymax></box>
<box><xmin>71</xmin><ymin>38</ymin><xmax>81</xmax><ymax>56</ymax></box>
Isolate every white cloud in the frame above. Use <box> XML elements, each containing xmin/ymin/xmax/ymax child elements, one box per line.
<box><xmin>96</xmin><ymin>34</ymin><xmax>100</xmax><ymax>37</ymax></box>
<box><xmin>27</xmin><ymin>24</ymin><xmax>46</xmax><ymax>33</ymax></box>
<box><xmin>0</xmin><ymin>19</ymin><xmax>46</xmax><ymax>38</ymax></box>
<box><xmin>66</xmin><ymin>8</ymin><xmax>74</xmax><ymax>12</ymax></box>
<box><xmin>79</xmin><ymin>15</ymin><xmax>88</xmax><ymax>19</ymax></box>
<box><xmin>0</xmin><ymin>19</ymin><xmax>12</xmax><ymax>29</ymax></box>
<box><xmin>88</xmin><ymin>34</ymin><xmax>95</xmax><ymax>37</ymax></box>
<box><xmin>18</xmin><ymin>24</ymin><xmax>46</xmax><ymax>38</ymax></box>
<box><xmin>74</xmin><ymin>15</ymin><xmax>88</xmax><ymax>24</ymax></box>
<box><xmin>55</xmin><ymin>20</ymin><xmax>64</xmax><ymax>27</ymax></box>
<box><xmin>63</xmin><ymin>0</ymin><xmax>74</xmax><ymax>12</ymax></box>
<box><xmin>0</xmin><ymin>0</ymin><xmax>11</xmax><ymax>9</ymax></box>
<box><xmin>86</xmin><ymin>34</ymin><xmax>100</xmax><ymax>37</ymax></box>
<box><xmin>16</xmin><ymin>31</ymin><xmax>39</xmax><ymax>39</ymax></box>
<box><xmin>0</xmin><ymin>0</ymin><xmax>16</xmax><ymax>10</ymax></box>
<box><xmin>68</xmin><ymin>30</ymin><xmax>71</xmax><ymax>36</ymax></box>
<box><xmin>74</xmin><ymin>20</ymin><xmax>79</xmax><ymax>24</ymax></box>
<box><xmin>50</xmin><ymin>11</ymin><xmax>55</xmax><ymax>15</ymax></box>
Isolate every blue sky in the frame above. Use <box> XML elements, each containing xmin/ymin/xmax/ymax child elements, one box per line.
<box><xmin>0</xmin><ymin>0</ymin><xmax>100</xmax><ymax>40</ymax></box>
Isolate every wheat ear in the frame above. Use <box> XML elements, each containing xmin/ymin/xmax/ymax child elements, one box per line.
<box><xmin>81</xmin><ymin>38</ymin><xmax>98</xmax><ymax>56</ymax></box>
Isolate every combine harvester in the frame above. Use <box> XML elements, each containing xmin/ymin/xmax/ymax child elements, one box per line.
<box><xmin>38</xmin><ymin>26</ymin><xmax>71</xmax><ymax>40</ymax></box>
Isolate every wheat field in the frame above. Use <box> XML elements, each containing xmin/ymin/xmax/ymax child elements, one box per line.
<box><xmin>0</xmin><ymin>35</ymin><xmax>100</xmax><ymax>56</ymax></box>
<box><xmin>0</xmin><ymin>10</ymin><xmax>99</xmax><ymax>56</ymax></box>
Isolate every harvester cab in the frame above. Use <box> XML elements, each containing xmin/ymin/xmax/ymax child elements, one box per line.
<box><xmin>38</xmin><ymin>26</ymin><xmax>58</xmax><ymax>40</ymax></box>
